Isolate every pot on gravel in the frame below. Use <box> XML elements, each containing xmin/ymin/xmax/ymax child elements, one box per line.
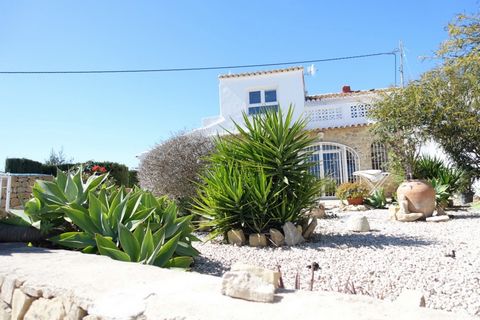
<box><xmin>396</xmin><ymin>180</ymin><xmax>436</xmax><ymax>218</ymax></box>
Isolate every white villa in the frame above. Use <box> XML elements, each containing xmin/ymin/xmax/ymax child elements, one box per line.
<box><xmin>197</xmin><ymin>66</ymin><xmax>388</xmax><ymax>187</ymax></box>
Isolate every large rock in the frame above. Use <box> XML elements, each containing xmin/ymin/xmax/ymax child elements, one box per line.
<box><xmin>347</xmin><ymin>216</ymin><xmax>370</xmax><ymax>232</ymax></box>
<box><xmin>230</xmin><ymin>263</ymin><xmax>280</xmax><ymax>289</ymax></box>
<box><xmin>269</xmin><ymin>229</ymin><xmax>284</xmax><ymax>247</ymax></box>
<box><xmin>249</xmin><ymin>234</ymin><xmax>267</xmax><ymax>247</ymax></box>
<box><xmin>302</xmin><ymin>218</ymin><xmax>317</xmax><ymax>239</ymax></box>
<box><xmin>227</xmin><ymin>229</ymin><xmax>246</xmax><ymax>246</ymax></box>
<box><xmin>308</xmin><ymin>205</ymin><xmax>326</xmax><ymax>219</ymax></box>
<box><xmin>11</xmin><ymin>289</ymin><xmax>35</xmax><ymax>320</ymax></box>
<box><xmin>282</xmin><ymin>222</ymin><xmax>304</xmax><ymax>246</ymax></box>
<box><xmin>221</xmin><ymin>271</ymin><xmax>275</xmax><ymax>303</ymax></box>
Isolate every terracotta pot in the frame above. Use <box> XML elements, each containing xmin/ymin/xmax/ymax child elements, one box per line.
<box><xmin>396</xmin><ymin>180</ymin><xmax>435</xmax><ymax>217</ymax></box>
<box><xmin>347</xmin><ymin>197</ymin><xmax>364</xmax><ymax>205</ymax></box>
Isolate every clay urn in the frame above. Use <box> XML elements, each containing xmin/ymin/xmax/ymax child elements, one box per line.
<box><xmin>396</xmin><ymin>180</ymin><xmax>436</xmax><ymax>217</ymax></box>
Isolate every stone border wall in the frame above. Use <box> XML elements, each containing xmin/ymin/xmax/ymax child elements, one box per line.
<box><xmin>0</xmin><ymin>244</ymin><xmax>472</xmax><ymax>320</ymax></box>
<box><xmin>0</xmin><ymin>175</ymin><xmax>52</xmax><ymax>209</ymax></box>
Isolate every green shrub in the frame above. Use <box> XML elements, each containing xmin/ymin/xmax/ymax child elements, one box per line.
<box><xmin>413</xmin><ymin>155</ymin><xmax>468</xmax><ymax>206</ymax></box>
<box><xmin>20</xmin><ymin>169</ymin><xmax>198</xmax><ymax>268</ymax></box>
<box><xmin>335</xmin><ymin>182</ymin><xmax>369</xmax><ymax>200</ymax></box>
<box><xmin>364</xmin><ymin>188</ymin><xmax>387</xmax><ymax>208</ymax></box>
<box><xmin>5</xmin><ymin>158</ymin><xmax>44</xmax><ymax>174</ymax></box>
<box><xmin>194</xmin><ymin>106</ymin><xmax>323</xmax><ymax>238</ymax></box>
<box><xmin>84</xmin><ymin>161</ymin><xmax>129</xmax><ymax>186</ymax></box>
<box><xmin>128</xmin><ymin>170</ymin><xmax>139</xmax><ymax>187</ymax></box>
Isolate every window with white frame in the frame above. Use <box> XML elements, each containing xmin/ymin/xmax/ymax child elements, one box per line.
<box><xmin>248</xmin><ymin>89</ymin><xmax>278</xmax><ymax>115</ymax></box>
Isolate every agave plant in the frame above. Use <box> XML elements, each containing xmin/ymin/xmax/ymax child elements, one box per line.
<box><xmin>49</xmin><ymin>187</ymin><xmax>199</xmax><ymax>267</ymax></box>
<box><xmin>23</xmin><ymin>167</ymin><xmax>108</xmax><ymax>233</ymax></box>
<box><xmin>364</xmin><ymin>188</ymin><xmax>387</xmax><ymax>209</ymax></box>
<box><xmin>194</xmin><ymin>106</ymin><xmax>324</xmax><ymax>237</ymax></box>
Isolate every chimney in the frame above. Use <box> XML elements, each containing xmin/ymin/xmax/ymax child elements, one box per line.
<box><xmin>342</xmin><ymin>85</ymin><xmax>351</xmax><ymax>93</ymax></box>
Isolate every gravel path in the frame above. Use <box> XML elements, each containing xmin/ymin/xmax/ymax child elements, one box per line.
<box><xmin>192</xmin><ymin>206</ymin><xmax>480</xmax><ymax>317</ymax></box>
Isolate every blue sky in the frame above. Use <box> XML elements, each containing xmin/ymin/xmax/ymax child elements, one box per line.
<box><xmin>0</xmin><ymin>1</ymin><xmax>477</xmax><ymax>170</ymax></box>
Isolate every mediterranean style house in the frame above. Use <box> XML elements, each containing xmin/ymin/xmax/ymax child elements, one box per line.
<box><xmin>197</xmin><ymin>66</ymin><xmax>389</xmax><ymax>189</ymax></box>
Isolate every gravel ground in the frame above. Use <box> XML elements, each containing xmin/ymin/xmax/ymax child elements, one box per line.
<box><xmin>192</xmin><ymin>205</ymin><xmax>480</xmax><ymax>317</ymax></box>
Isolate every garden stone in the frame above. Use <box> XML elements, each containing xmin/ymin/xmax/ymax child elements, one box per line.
<box><xmin>395</xmin><ymin>289</ymin><xmax>426</xmax><ymax>307</ymax></box>
<box><xmin>347</xmin><ymin>216</ymin><xmax>370</xmax><ymax>232</ymax></box>
<box><xmin>0</xmin><ymin>276</ymin><xmax>21</xmax><ymax>305</ymax></box>
<box><xmin>396</xmin><ymin>212</ymin><xmax>423</xmax><ymax>222</ymax></box>
<box><xmin>282</xmin><ymin>222</ymin><xmax>304</xmax><ymax>246</ymax></box>
<box><xmin>433</xmin><ymin>206</ymin><xmax>446</xmax><ymax>216</ymax></box>
<box><xmin>302</xmin><ymin>218</ymin><xmax>317</xmax><ymax>239</ymax></box>
<box><xmin>426</xmin><ymin>215</ymin><xmax>450</xmax><ymax>222</ymax></box>
<box><xmin>249</xmin><ymin>234</ymin><xmax>267</xmax><ymax>247</ymax></box>
<box><xmin>269</xmin><ymin>229</ymin><xmax>284</xmax><ymax>247</ymax></box>
<box><xmin>24</xmin><ymin>297</ymin><xmax>66</xmax><ymax>320</ymax></box>
<box><xmin>388</xmin><ymin>205</ymin><xmax>399</xmax><ymax>220</ymax></box>
<box><xmin>227</xmin><ymin>229</ymin><xmax>246</xmax><ymax>246</ymax></box>
<box><xmin>230</xmin><ymin>263</ymin><xmax>280</xmax><ymax>288</ymax></box>
<box><xmin>221</xmin><ymin>271</ymin><xmax>275</xmax><ymax>303</ymax></box>
<box><xmin>0</xmin><ymin>301</ymin><xmax>11</xmax><ymax>320</ymax></box>
<box><xmin>308</xmin><ymin>206</ymin><xmax>326</xmax><ymax>219</ymax></box>
<box><xmin>11</xmin><ymin>289</ymin><xmax>35</xmax><ymax>320</ymax></box>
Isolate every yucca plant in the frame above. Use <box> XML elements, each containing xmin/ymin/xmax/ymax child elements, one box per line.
<box><xmin>194</xmin><ymin>106</ymin><xmax>323</xmax><ymax>238</ymax></box>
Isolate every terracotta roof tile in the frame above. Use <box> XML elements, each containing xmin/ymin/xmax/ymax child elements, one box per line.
<box><xmin>310</xmin><ymin>123</ymin><xmax>371</xmax><ymax>130</ymax></box>
<box><xmin>305</xmin><ymin>88</ymin><xmax>389</xmax><ymax>101</ymax></box>
<box><xmin>219</xmin><ymin>66</ymin><xmax>304</xmax><ymax>79</ymax></box>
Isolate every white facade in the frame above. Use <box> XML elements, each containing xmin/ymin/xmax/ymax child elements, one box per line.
<box><xmin>198</xmin><ymin>66</ymin><xmax>379</xmax><ymax>135</ymax></box>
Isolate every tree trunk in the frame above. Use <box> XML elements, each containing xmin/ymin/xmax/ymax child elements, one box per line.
<box><xmin>0</xmin><ymin>223</ymin><xmax>44</xmax><ymax>242</ymax></box>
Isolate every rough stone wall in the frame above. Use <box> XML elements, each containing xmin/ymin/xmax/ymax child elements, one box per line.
<box><xmin>0</xmin><ymin>175</ymin><xmax>53</xmax><ymax>209</ymax></box>
<box><xmin>315</xmin><ymin>125</ymin><xmax>375</xmax><ymax>170</ymax></box>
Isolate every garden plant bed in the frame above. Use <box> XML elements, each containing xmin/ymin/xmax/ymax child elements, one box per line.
<box><xmin>192</xmin><ymin>206</ymin><xmax>480</xmax><ymax>317</ymax></box>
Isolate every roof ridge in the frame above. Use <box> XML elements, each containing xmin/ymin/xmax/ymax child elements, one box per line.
<box><xmin>219</xmin><ymin>66</ymin><xmax>304</xmax><ymax>79</ymax></box>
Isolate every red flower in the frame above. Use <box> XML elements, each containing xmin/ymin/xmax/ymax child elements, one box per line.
<box><xmin>92</xmin><ymin>165</ymin><xmax>100</xmax><ymax>172</ymax></box>
<box><xmin>100</xmin><ymin>166</ymin><xmax>107</xmax><ymax>173</ymax></box>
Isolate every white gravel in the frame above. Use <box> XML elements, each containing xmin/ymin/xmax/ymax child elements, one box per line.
<box><xmin>192</xmin><ymin>206</ymin><xmax>480</xmax><ymax>317</ymax></box>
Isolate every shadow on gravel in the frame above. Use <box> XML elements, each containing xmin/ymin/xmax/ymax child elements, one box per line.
<box><xmin>448</xmin><ymin>213</ymin><xmax>480</xmax><ymax>220</ymax></box>
<box><xmin>308</xmin><ymin>233</ymin><xmax>434</xmax><ymax>249</ymax></box>
<box><xmin>192</xmin><ymin>256</ymin><xmax>229</xmax><ymax>277</ymax></box>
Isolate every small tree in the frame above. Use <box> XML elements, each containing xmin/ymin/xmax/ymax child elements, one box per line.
<box><xmin>44</xmin><ymin>147</ymin><xmax>73</xmax><ymax>165</ymax></box>
<box><xmin>421</xmin><ymin>12</ymin><xmax>480</xmax><ymax>178</ymax></box>
<box><xmin>138</xmin><ymin>132</ymin><xmax>214</xmax><ymax>203</ymax></box>
<box><xmin>369</xmin><ymin>85</ymin><xmax>432</xmax><ymax>179</ymax></box>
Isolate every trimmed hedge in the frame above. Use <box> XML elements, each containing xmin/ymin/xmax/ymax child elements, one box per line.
<box><xmin>5</xmin><ymin>158</ymin><xmax>43</xmax><ymax>174</ymax></box>
<box><xmin>5</xmin><ymin>158</ymin><xmax>130</xmax><ymax>186</ymax></box>
<box><xmin>128</xmin><ymin>170</ymin><xmax>139</xmax><ymax>187</ymax></box>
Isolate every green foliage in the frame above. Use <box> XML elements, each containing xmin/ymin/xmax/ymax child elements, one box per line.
<box><xmin>84</xmin><ymin>161</ymin><xmax>129</xmax><ymax>186</ymax></box>
<box><xmin>430</xmin><ymin>179</ymin><xmax>450</xmax><ymax>208</ymax></box>
<box><xmin>48</xmin><ymin>187</ymin><xmax>198</xmax><ymax>267</ymax></box>
<box><xmin>128</xmin><ymin>170</ymin><xmax>139</xmax><ymax>187</ymax></box>
<box><xmin>194</xmin><ymin>106</ymin><xmax>323</xmax><ymax>237</ymax></box>
<box><xmin>5</xmin><ymin>158</ymin><xmax>44</xmax><ymax>174</ymax></box>
<box><xmin>18</xmin><ymin>169</ymin><xmax>198</xmax><ymax>268</ymax></box>
<box><xmin>335</xmin><ymin>182</ymin><xmax>369</xmax><ymax>200</ymax></box>
<box><xmin>369</xmin><ymin>85</ymin><xmax>431</xmax><ymax>179</ymax></box>
<box><xmin>412</xmin><ymin>155</ymin><xmax>467</xmax><ymax>207</ymax></box>
<box><xmin>24</xmin><ymin>167</ymin><xmax>108</xmax><ymax>233</ymax></box>
<box><xmin>364</xmin><ymin>189</ymin><xmax>387</xmax><ymax>209</ymax></box>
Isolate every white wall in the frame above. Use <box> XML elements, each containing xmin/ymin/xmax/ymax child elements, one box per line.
<box><xmin>218</xmin><ymin>69</ymin><xmax>306</xmax><ymax>127</ymax></box>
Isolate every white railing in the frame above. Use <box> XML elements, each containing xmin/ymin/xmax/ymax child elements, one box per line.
<box><xmin>304</xmin><ymin>103</ymin><xmax>373</xmax><ymax>129</ymax></box>
<box><xmin>0</xmin><ymin>174</ymin><xmax>12</xmax><ymax>213</ymax></box>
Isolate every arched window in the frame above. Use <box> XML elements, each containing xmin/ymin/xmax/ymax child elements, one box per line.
<box><xmin>371</xmin><ymin>142</ymin><xmax>388</xmax><ymax>171</ymax></box>
<box><xmin>307</xmin><ymin>142</ymin><xmax>360</xmax><ymax>196</ymax></box>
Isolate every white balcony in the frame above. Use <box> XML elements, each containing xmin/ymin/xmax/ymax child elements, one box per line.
<box><xmin>304</xmin><ymin>102</ymin><xmax>373</xmax><ymax>130</ymax></box>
